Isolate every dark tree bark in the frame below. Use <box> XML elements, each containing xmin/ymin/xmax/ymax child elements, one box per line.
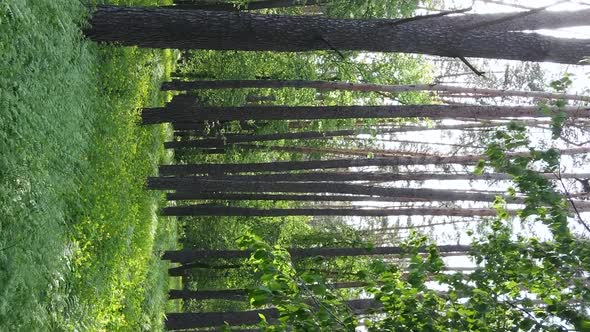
<box><xmin>141</xmin><ymin>97</ymin><xmax>589</xmax><ymax>123</ymax></box>
<box><xmin>165</xmin><ymin>129</ymin><xmax>358</xmax><ymax>149</ymax></box>
<box><xmin>166</xmin><ymin>191</ymin><xmax>439</xmax><ymax>202</ymax></box>
<box><xmin>169</xmin><ymin>288</ymin><xmax>248</xmax><ymax>300</ymax></box>
<box><xmin>161</xmin><ymin>205</ymin><xmax>507</xmax><ymax>218</ymax></box>
<box><xmin>165</xmin><ymin>298</ymin><xmax>381</xmax><ymax>329</ymax></box>
<box><xmin>148</xmin><ymin>177</ymin><xmax>519</xmax><ymax>203</ymax></box>
<box><xmin>168</xmin><ymin>261</ymin><xmax>243</xmax><ymax>276</ymax></box>
<box><xmin>86</xmin><ymin>7</ymin><xmax>590</xmax><ymax>64</ymax></box>
<box><xmin>245</xmin><ymin>94</ymin><xmax>277</xmax><ymax>103</ymax></box>
<box><xmin>162</xmin><ymin>244</ymin><xmax>471</xmax><ymax>263</ymax></box>
<box><xmin>170</xmin><ymin>0</ymin><xmax>329</xmax><ymax>11</ymax></box>
<box><xmin>168</xmin><ymin>281</ymin><xmax>369</xmax><ymax>300</ymax></box>
<box><xmin>158</xmin><ymin>147</ymin><xmax>590</xmax><ymax>175</ymax></box>
<box><xmin>165</xmin><ymin>307</ymin><xmax>279</xmax><ymax>329</ymax></box>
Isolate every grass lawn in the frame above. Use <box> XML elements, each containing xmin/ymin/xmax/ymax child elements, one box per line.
<box><xmin>0</xmin><ymin>0</ymin><xmax>177</xmax><ymax>330</ymax></box>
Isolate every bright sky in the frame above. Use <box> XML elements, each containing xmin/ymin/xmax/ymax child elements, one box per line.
<box><xmin>344</xmin><ymin>0</ymin><xmax>590</xmax><ymax>272</ymax></box>
<box><xmin>432</xmin><ymin>0</ymin><xmax>590</xmax><ymax>93</ymax></box>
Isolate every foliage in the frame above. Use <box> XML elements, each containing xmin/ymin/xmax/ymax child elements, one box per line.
<box><xmin>238</xmin><ymin>233</ymin><xmax>359</xmax><ymax>331</ymax></box>
<box><xmin>233</xmin><ymin>112</ymin><xmax>590</xmax><ymax>331</ymax></box>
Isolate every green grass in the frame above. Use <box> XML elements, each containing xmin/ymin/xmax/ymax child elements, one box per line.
<box><xmin>0</xmin><ymin>0</ymin><xmax>177</xmax><ymax>330</ymax></box>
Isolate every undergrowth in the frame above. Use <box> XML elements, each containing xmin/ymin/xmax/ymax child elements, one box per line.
<box><xmin>0</xmin><ymin>0</ymin><xmax>176</xmax><ymax>330</ymax></box>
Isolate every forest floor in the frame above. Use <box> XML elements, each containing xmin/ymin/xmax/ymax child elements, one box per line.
<box><xmin>0</xmin><ymin>0</ymin><xmax>179</xmax><ymax>330</ymax></box>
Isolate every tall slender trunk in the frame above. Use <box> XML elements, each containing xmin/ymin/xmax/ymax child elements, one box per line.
<box><xmin>86</xmin><ymin>7</ymin><xmax>590</xmax><ymax>64</ymax></box>
<box><xmin>163</xmin><ymin>120</ymin><xmax>550</xmax><ymax>149</ymax></box>
<box><xmin>169</xmin><ymin>288</ymin><xmax>248</xmax><ymax>300</ymax></box>
<box><xmin>161</xmin><ymin>205</ymin><xmax>508</xmax><ymax>218</ymax></box>
<box><xmin>162</xmin><ymin>244</ymin><xmax>472</xmax><ymax>263</ymax></box>
<box><xmin>165</xmin><ymin>307</ymin><xmax>279</xmax><ymax>330</ymax></box>
<box><xmin>166</xmin><ymin>192</ymin><xmax>441</xmax><ymax>202</ymax></box>
<box><xmin>148</xmin><ymin>177</ymin><xmax>519</xmax><ymax>203</ymax></box>
<box><xmin>183</xmin><ymin>171</ymin><xmax>590</xmax><ymax>183</ymax></box>
<box><xmin>165</xmin><ymin>298</ymin><xmax>381</xmax><ymax>329</ymax></box>
<box><xmin>168</xmin><ymin>281</ymin><xmax>368</xmax><ymax>300</ymax></box>
<box><xmin>238</xmin><ymin>143</ymin><xmax>436</xmax><ymax>157</ymax></box>
<box><xmin>141</xmin><ymin>99</ymin><xmax>589</xmax><ymax>124</ymax></box>
<box><xmin>345</xmin><ymin>137</ymin><xmax>484</xmax><ymax>149</ymax></box>
<box><xmin>160</xmin><ymin>79</ymin><xmax>590</xmax><ymax>102</ymax></box>
<box><xmin>168</xmin><ymin>261</ymin><xmax>243</xmax><ymax>276</ymax></box>
<box><xmin>158</xmin><ymin>147</ymin><xmax>590</xmax><ymax>175</ymax></box>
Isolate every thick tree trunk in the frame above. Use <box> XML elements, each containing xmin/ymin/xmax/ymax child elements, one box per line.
<box><xmin>148</xmin><ymin>177</ymin><xmax>519</xmax><ymax>203</ymax></box>
<box><xmin>161</xmin><ymin>79</ymin><xmax>590</xmax><ymax>102</ymax></box>
<box><xmin>86</xmin><ymin>7</ymin><xmax>590</xmax><ymax>64</ymax></box>
<box><xmin>161</xmin><ymin>205</ymin><xmax>507</xmax><ymax>218</ymax></box>
<box><xmin>158</xmin><ymin>147</ymin><xmax>590</xmax><ymax>175</ymax></box>
<box><xmin>141</xmin><ymin>98</ymin><xmax>590</xmax><ymax>123</ymax></box>
<box><xmin>162</xmin><ymin>244</ymin><xmax>472</xmax><ymax>263</ymax></box>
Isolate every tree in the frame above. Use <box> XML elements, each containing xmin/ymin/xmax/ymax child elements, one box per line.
<box><xmin>142</xmin><ymin>101</ymin><xmax>589</xmax><ymax>124</ymax></box>
<box><xmin>158</xmin><ymin>147</ymin><xmax>590</xmax><ymax>175</ymax></box>
<box><xmin>165</xmin><ymin>191</ymin><xmax>468</xmax><ymax>203</ymax></box>
<box><xmin>168</xmin><ymin>281</ymin><xmax>368</xmax><ymax>300</ymax></box>
<box><xmin>148</xmin><ymin>177</ymin><xmax>522</xmax><ymax>203</ymax></box>
<box><xmin>178</xmin><ymin>171</ymin><xmax>590</xmax><ymax>183</ymax></box>
<box><xmin>162</xmin><ymin>244</ymin><xmax>471</xmax><ymax>263</ymax></box>
<box><xmin>165</xmin><ymin>298</ymin><xmax>380</xmax><ymax>329</ymax></box>
<box><xmin>161</xmin><ymin>205</ymin><xmax>510</xmax><ymax>218</ymax></box>
<box><xmin>160</xmin><ymin>79</ymin><xmax>590</xmax><ymax>101</ymax></box>
<box><xmin>86</xmin><ymin>7</ymin><xmax>590</xmax><ymax>64</ymax></box>
<box><xmin>164</xmin><ymin>120</ymin><xmax>552</xmax><ymax>149</ymax></box>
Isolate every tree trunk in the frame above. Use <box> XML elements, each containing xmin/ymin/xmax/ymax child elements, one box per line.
<box><xmin>165</xmin><ymin>298</ymin><xmax>381</xmax><ymax>329</ymax></box>
<box><xmin>238</xmin><ymin>144</ymin><xmax>436</xmax><ymax>157</ymax></box>
<box><xmin>86</xmin><ymin>7</ymin><xmax>590</xmax><ymax>64</ymax></box>
<box><xmin>184</xmin><ymin>171</ymin><xmax>590</xmax><ymax>183</ymax></box>
<box><xmin>168</xmin><ymin>261</ymin><xmax>243</xmax><ymax>276</ymax></box>
<box><xmin>162</xmin><ymin>244</ymin><xmax>472</xmax><ymax>263</ymax></box>
<box><xmin>165</xmin><ymin>307</ymin><xmax>279</xmax><ymax>330</ymax></box>
<box><xmin>158</xmin><ymin>147</ymin><xmax>590</xmax><ymax>175</ymax></box>
<box><xmin>161</xmin><ymin>205</ymin><xmax>508</xmax><ymax>218</ymax></box>
<box><xmin>160</xmin><ymin>79</ymin><xmax>590</xmax><ymax>102</ymax></box>
<box><xmin>169</xmin><ymin>288</ymin><xmax>248</xmax><ymax>300</ymax></box>
<box><xmin>141</xmin><ymin>98</ymin><xmax>589</xmax><ymax>123</ymax></box>
<box><xmin>245</xmin><ymin>94</ymin><xmax>277</xmax><ymax>103</ymax></box>
<box><xmin>148</xmin><ymin>177</ymin><xmax>519</xmax><ymax>203</ymax></box>
<box><xmin>168</xmin><ymin>281</ymin><xmax>369</xmax><ymax>300</ymax></box>
<box><xmin>170</xmin><ymin>0</ymin><xmax>329</xmax><ymax>11</ymax></box>
<box><xmin>166</xmin><ymin>191</ymin><xmax>442</xmax><ymax>203</ymax></box>
<box><xmin>163</xmin><ymin>120</ymin><xmax>549</xmax><ymax>149</ymax></box>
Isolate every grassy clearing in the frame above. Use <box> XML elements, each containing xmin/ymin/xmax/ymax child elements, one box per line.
<box><xmin>0</xmin><ymin>0</ymin><xmax>176</xmax><ymax>330</ymax></box>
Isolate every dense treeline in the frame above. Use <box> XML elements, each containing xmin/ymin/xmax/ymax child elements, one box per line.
<box><xmin>87</xmin><ymin>0</ymin><xmax>590</xmax><ymax>329</ymax></box>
